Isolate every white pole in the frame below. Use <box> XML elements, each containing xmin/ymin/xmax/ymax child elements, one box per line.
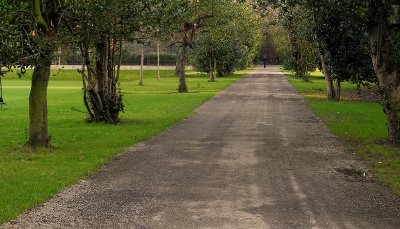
<box><xmin>139</xmin><ymin>43</ymin><xmax>144</xmax><ymax>86</ymax></box>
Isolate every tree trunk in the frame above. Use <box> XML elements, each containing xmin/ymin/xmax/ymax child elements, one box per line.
<box><xmin>95</xmin><ymin>41</ymin><xmax>107</xmax><ymax>113</ymax></box>
<box><xmin>57</xmin><ymin>47</ymin><xmax>61</xmax><ymax>65</ymax></box>
<box><xmin>335</xmin><ymin>80</ymin><xmax>341</xmax><ymax>101</ymax></box>
<box><xmin>157</xmin><ymin>42</ymin><xmax>160</xmax><ymax>80</ymax></box>
<box><xmin>28</xmin><ymin>60</ymin><xmax>51</xmax><ymax>147</ymax></box>
<box><xmin>177</xmin><ymin>45</ymin><xmax>188</xmax><ymax>92</ymax></box>
<box><xmin>28</xmin><ymin>0</ymin><xmax>61</xmax><ymax>147</ymax></box>
<box><xmin>80</xmin><ymin>49</ymin><xmax>94</xmax><ymax>120</ymax></box>
<box><xmin>368</xmin><ymin>1</ymin><xmax>400</xmax><ymax>146</ymax></box>
<box><xmin>319</xmin><ymin>53</ymin><xmax>336</xmax><ymax>100</ymax></box>
<box><xmin>175</xmin><ymin>50</ymin><xmax>182</xmax><ymax>76</ymax></box>
<box><xmin>0</xmin><ymin>76</ymin><xmax>3</xmax><ymax>109</ymax></box>
<box><xmin>139</xmin><ymin>44</ymin><xmax>144</xmax><ymax>86</ymax></box>
<box><xmin>80</xmin><ymin>37</ymin><xmax>123</xmax><ymax>124</ymax></box>
<box><xmin>209</xmin><ymin>55</ymin><xmax>216</xmax><ymax>82</ymax></box>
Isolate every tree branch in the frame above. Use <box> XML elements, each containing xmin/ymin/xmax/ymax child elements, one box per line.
<box><xmin>32</xmin><ymin>0</ymin><xmax>48</xmax><ymax>31</ymax></box>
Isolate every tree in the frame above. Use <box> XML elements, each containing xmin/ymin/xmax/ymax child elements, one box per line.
<box><xmin>28</xmin><ymin>0</ymin><xmax>63</xmax><ymax>147</ymax></box>
<box><xmin>64</xmin><ymin>0</ymin><xmax>160</xmax><ymax>123</ymax></box>
<box><xmin>256</xmin><ymin>0</ymin><xmax>375</xmax><ymax>99</ymax></box>
<box><xmin>0</xmin><ymin>0</ymin><xmax>63</xmax><ymax>147</ymax></box>
<box><xmin>281</xmin><ymin>4</ymin><xmax>319</xmax><ymax>81</ymax></box>
<box><xmin>64</xmin><ymin>0</ymin><xmax>120</xmax><ymax>123</ymax></box>
<box><xmin>310</xmin><ymin>0</ymin><xmax>376</xmax><ymax>100</ymax></box>
<box><xmin>190</xmin><ymin>2</ymin><xmax>262</xmax><ymax>79</ymax></box>
<box><xmin>158</xmin><ymin>0</ymin><xmax>212</xmax><ymax>92</ymax></box>
<box><xmin>366</xmin><ymin>0</ymin><xmax>400</xmax><ymax>146</ymax></box>
<box><xmin>256</xmin><ymin>0</ymin><xmax>400</xmax><ymax>145</ymax></box>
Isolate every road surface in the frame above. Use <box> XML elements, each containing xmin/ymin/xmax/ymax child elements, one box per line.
<box><xmin>4</xmin><ymin>66</ymin><xmax>400</xmax><ymax>228</ymax></box>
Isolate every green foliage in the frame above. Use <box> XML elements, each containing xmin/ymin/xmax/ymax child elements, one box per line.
<box><xmin>281</xmin><ymin>4</ymin><xmax>319</xmax><ymax>79</ymax></box>
<box><xmin>190</xmin><ymin>2</ymin><xmax>262</xmax><ymax>76</ymax></box>
<box><xmin>0</xmin><ymin>69</ymin><xmax>247</xmax><ymax>224</ymax></box>
<box><xmin>256</xmin><ymin>0</ymin><xmax>376</xmax><ymax>84</ymax></box>
<box><xmin>0</xmin><ymin>1</ymin><xmax>35</xmax><ymax>67</ymax></box>
<box><xmin>311</xmin><ymin>0</ymin><xmax>376</xmax><ymax>84</ymax></box>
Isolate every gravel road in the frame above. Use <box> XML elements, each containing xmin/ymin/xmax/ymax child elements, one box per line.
<box><xmin>3</xmin><ymin>66</ymin><xmax>400</xmax><ymax>228</ymax></box>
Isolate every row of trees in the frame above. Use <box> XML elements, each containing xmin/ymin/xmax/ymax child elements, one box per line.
<box><xmin>254</xmin><ymin>0</ymin><xmax>400</xmax><ymax>146</ymax></box>
<box><xmin>0</xmin><ymin>0</ymin><xmax>263</xmax><ymax>147</ymax></box>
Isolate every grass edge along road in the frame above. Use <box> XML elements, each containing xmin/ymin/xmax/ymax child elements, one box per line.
<box><xmin>0</xmin><ymin>69</ymin><xmax>248</xmax><ymax>224</ymax></box>
<box><xmin>285</xmin><ymin>70</ymin><xmax>400</xmax><ymax>196</ymax></box>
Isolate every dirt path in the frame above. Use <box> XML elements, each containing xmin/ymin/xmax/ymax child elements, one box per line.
<box><xmin>4</xmin><ymin>66</ymin><xmax>400</xmax><ymax>228</ymax></box>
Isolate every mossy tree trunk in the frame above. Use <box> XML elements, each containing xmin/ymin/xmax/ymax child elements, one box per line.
<box><xmin>29</xmin><ymin>59</ymin><xmax>51</xmax><ymax>147</ymax></box>
<box><xmin>368</xmin><ymin>1</ymin><xmax>400</xmax><ymax>146</ymax></box>
<box><xmin>28</xmin><ymin>0</ymin><xmax>60</xmax><ymax>147</ymax></box>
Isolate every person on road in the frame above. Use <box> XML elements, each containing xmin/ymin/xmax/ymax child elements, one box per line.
<box><xmin>262</xmin><ymin>55</ymin><xmax>267</xmax><ymax>68</ymax></box>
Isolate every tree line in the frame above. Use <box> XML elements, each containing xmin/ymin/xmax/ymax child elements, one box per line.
<box><xmin>254</xmin><ymin>0</ymin><xmax>400</xmax><ymax>147</ymax></box>
<box><xmin>0</xmin><ymin>0</ymin><xmax>262</xmax><ymax>147</ymax></box>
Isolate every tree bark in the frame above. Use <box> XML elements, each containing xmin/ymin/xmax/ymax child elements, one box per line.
<box><xmin>28</xmin><ymin>60</ymin><xmax>51</xmax><ymax>147</ymax></box>
<box><xmin>177</xmin><ymin>45</ymin><xmax>188</xmax><ymax>92</ymax></box>
<box><xmin>335</xmin><ymin>79</ymin><xmax>341</xmax><ymax>101</ymax></box>
<box><xmin>95</xmin><ymin>41</ymin><xmax>107</xmax><ymax>113</ymax></box>
<box><xmin>27</xmin><ymin>0</ymin><xmax>61</xmax><ymax>147</ymax></box>
<box><xmin>0</xmin><ymin>75</ymin><xmax>3</xmax><ymax>109</ymax></box>
<box><xmin>368</xmin><ymin>1</ymin><xmax>400</xmax><ymax>146</ymax></box>
<box><xmin>319</xmin><ymin>53</ymin><xmax>336</xmax><ymax>100</ymax></box>
<box><xmin>209</xmin><ymin>55</ymin><xmax>216</xmax><ymax>82</ymax></box>
<box><xmin>175</xmin><ymin>50</ymin><xmax>182</xmax><ymax>76</ymax></box>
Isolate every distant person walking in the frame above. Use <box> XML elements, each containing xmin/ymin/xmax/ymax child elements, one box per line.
<box><xmin>262</xmin><ymin>55</ymin><xmax>267</xmax><ymax>68</ymax></box>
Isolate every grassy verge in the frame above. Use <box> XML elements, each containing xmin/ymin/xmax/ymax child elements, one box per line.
<box><xmin>0</xmin><ymin>69</ymin><xmax>247</xmax><ymax>224</ymax></box>
<box><xmin>286</xmin><ymin>70</ymin><xmax>400</xmax><ymax>195</ymax></box>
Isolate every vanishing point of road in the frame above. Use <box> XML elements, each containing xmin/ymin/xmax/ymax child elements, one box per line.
<box><xmin>4</xmin><ymin>66</ymin><xmax>400</xmax><ymax>228</ymax></box>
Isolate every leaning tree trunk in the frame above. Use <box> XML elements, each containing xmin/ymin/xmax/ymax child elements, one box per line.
<box><xmin>177</xmin><ymin>45</ymin><xmax>188</xmax><ymax>93</ymax></box>
<box><xmin>368</xmin><ymin>1</ymin><xmax>400</xmax><ymax>146</ymax></box>
<box><xmin>28</xmin><ymin>59</ymin><xmax>51</xmax><ymax>147</ymax></box>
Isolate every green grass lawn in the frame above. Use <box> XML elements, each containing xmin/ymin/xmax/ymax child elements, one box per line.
<box><xmin>286</xmin><ymin>70</ymin><xmax>400</xmax><ymax>195</ymax></box>
<box><xmin>0</xmin><ymin>69</ymin><xmax>247</xmax><ymax>224</ymax></box>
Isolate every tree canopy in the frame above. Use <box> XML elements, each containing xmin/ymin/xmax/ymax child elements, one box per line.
<box><xmin>190</xmin><ymin>1</ymin><xmax>262</xmax><ymax>79</ymax></box>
